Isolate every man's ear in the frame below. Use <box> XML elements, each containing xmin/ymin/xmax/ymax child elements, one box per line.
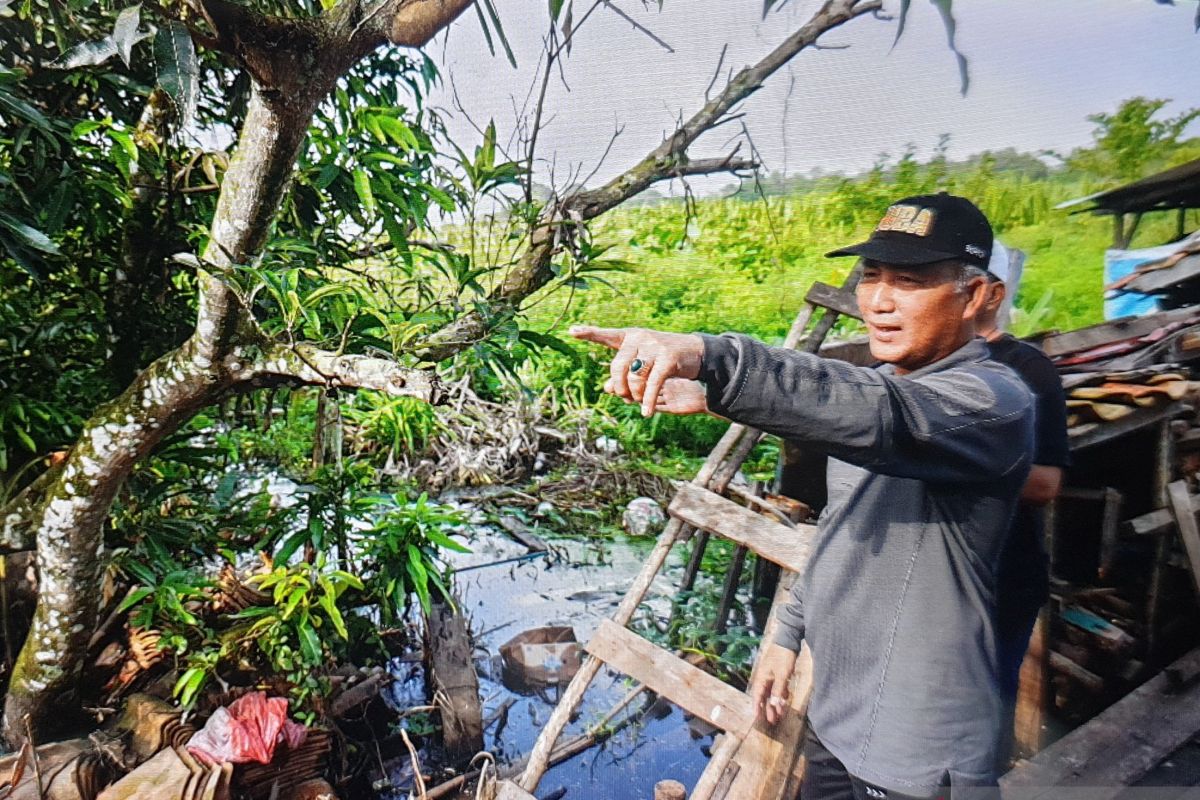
<box><xmin>962</xmin><ymin>276</ymin><xmax>991</xmax><ymax>321</ymax></box>
<box><xmin>984</xmin><ymin>281</ymin><xmax>1007</xmax><ymax>314</ymax></box>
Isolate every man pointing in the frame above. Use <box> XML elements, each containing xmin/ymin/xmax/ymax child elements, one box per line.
<box><xmin>572</xmin><ymin>194</ymin><xmax>1034</xmax><ymax>799</ymax></box>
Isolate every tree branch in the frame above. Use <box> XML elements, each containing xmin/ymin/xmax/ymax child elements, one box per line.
<box><xmin>250</xmin><ymin>344</ymin><xmax>440</xmax><ymax>403</ymax></box>
<box><xmin>343</xmin><ymin>0</ymin><xmax>476</xmax><ymax>57</ymax></box>
<box><xmin>413</xmin><ymin>0</ymin><xmax>879</xmax><ymax>361</ymax></box>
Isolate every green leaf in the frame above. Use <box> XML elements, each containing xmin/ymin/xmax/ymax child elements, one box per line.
<box><xmin>353</xmin><ymin>168</ymin><xmax>376</xmax><ymax>217</ymax></box>
<box><xmin>13</xmin><ymin>426</ymin><xmax>35</xmax><ymax>452</ymax></box>
<box><xmin>118</xmin><ymin>586</ymin><xmax>155</xmax><ymax>612</ymax></box>
<box><xmin>154</xmin><ymin>21</ymin><xmax>198</xmax><ymax>129</ymax></box>
<box><xmin>405</xmin><ymin>544</ymin><xmax>431</xmax><ymax>613</ymax></box>
<box><xmin>425</xmin><ymin>527</ymin><xmax>471</xmax><ymax>554</ymax></box>
<box><xmin>549</xmin><ymin>0</ymin><xmax>564</xmax><ymax>21</ymax></box>
<box><xmin>112</xmin><ymin>5</ymin><xmax>146</xmax><ymax>67</ymax></box>
<box><xmin>480</xmin><ymin>120</ymin><xmax>496</xmax><ymax>171</ymax></box>
<box><xmin>424</xmin><ymin>185</ymin><xmax>455</xmax><ymax>213</ymax></box>
<box><xmin>275</xmin><ymin>527</ymin><xmax>310</xmax><ymax>564</ymax></box>
<box><xmin>0</xmin><ymin>214</ymin><xmax>55</xmax><ymax>257</ymax></box>
<box><xmin>0</xmin><ymin>89</ymin><xmax>49</xmax><ymax>131</ymax></box>
<box><xmin>174</xmin><ymin>666</ymin><xmax>208</xmax><ymax>707</ymax></box>
<box><xmin>282</xmin><ymin>586</ymin><xmax>306</xmax><ymax>619</ymax></box>
<box><xmin>481</xmin><ymin>0</ymin><xmax>517</xmax><ymax>68</ymax></box>
<box><xmin>122</xmin><ymin>560</ymin><xmax>157</xmax><ymax>585</ymax></box>
<box><xmin>317</xmin><ymin>576</ymin><xmax>348</xmax><ymax>639</ymax></box>
<box><xmin>297</xmin><ymin>622</ymin><xmax>322</xmax><ymax>664</ymax></box>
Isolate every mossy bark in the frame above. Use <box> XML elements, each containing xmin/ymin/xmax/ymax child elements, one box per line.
<box><xmin>2</xmin><ymin>348</ymin><xmax>231</xmax><ymax>742</ymax></box>
<box><xmin>1</xmin><ymin>80</ymin><xmax>317</xmax><ymax>746</ymax></box>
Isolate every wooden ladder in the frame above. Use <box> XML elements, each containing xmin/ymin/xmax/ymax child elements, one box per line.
<box><xmin>496</xmin><ymin>271</ymin><xmax>863</xmax><ymax>800</ymax></box>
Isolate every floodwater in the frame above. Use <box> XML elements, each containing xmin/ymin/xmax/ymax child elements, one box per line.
<box><xmin>383</xmin><ymin>512</ymin><xmax>720</xmax><ymax>799</ymax></box>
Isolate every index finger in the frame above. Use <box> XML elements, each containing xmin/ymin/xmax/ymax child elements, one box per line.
<box><xmin>751</xmin><ymin>675</ymin><xmax>773</xmax><ymax>720</ymax></box>
<box><xmin>569</xmin><ymin>325</ymin><xmax>626</xmax><ymax>350</ymax></box>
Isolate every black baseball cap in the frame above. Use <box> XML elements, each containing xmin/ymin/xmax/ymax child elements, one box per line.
<box><xmin>826</xmin><ymin>192</ymin><xmax>993</xmax><ymax>269</ymax></box>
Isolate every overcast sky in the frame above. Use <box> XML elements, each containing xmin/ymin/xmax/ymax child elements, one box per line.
<box><xmin>424</xmin><ymin>0</ymin><xmax>1200</xmax><ymax>194</ymax></box>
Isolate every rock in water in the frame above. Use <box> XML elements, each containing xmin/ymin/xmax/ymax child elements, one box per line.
<box><xmin>623</xmin><ymin>497</ymin><xmax>666</xmax><ymax>536</ymax></box>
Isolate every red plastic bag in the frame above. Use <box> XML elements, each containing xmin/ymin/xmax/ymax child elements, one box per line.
<box><xmin>188</xmin><ymin>691</ymin><xmax>308</xmax><ymax>766</ymax></box>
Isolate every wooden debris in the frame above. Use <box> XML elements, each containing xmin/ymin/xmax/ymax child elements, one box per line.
<box><xmin>496</xmin><ymin>515</ymin><xmax>549</xmax><ymax>552</ymax></box>
<box><xmin>211</xmin><ymin>565</ymin><xmax>270</xmax><ymax>614</ymax></box>
<box><xmin>1168</xmin><ymin>480</ymin><xmax>1200</xmax><ymax>597</ymax></box>
<box><xmin>425</xmin><ymin>598</ymin><xmax>484</xmax><ymax>764</ymax></box>
<box><xmin>1049</xmin><ymin>651</ymin><xmax>1104</xmax><ymax>694</ymax></box>
<box><xmin>1002</xmin><ymin>647</ymin><xmax>1200</xmax><ymax>797</ymax></box>
<box><xmin>328</xmin><ymin>671</ymin><xmax>391</xmax><ymax>720</ymax></box>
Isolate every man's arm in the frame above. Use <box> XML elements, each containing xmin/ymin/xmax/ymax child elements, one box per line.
<box><xmin>699</xmin><ymin>333</ymin><xmax>1034</xmax><ymax>485</ymax></box>
<box><xmin>1012</xmin><ymin>345</ymin><xmax>1070</xmax><ymax>506</ymax></box>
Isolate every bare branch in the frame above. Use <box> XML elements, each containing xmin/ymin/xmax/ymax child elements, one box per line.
<box><xmin>413</xmin><ymin>0</ymin><xmax>881</xmax><ymax>362</ymax></box>
<box><xmin>251</xmin><ymin>344</ymin><xmax>440</xmax><ymax>403</ymax></box>
<box><xmin>601</xmin><ymin>1</ymin><xmax>674</xmax><ymax>53</ymax></box>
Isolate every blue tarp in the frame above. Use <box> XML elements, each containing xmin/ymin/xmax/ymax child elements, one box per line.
<box><xmin>1104</xmin><ymin>244</ymin><xmax>1178</xmax><ymax>319</ymax></box>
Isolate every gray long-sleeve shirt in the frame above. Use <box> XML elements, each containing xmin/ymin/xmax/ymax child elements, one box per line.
<box><xmin>697</xmin><ymin>334</ymin><xmax>1034</xmax><ymax>795</ymax></box>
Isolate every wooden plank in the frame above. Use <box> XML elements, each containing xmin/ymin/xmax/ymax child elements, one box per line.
<box><xmin>1098</xmin><ymin>487</ymin><xmax>1124</xmax><ymax>581</ymax></box>
<box><xmin>804</xmin><ymin>281</ymin><xmax>862</xmax><ymax>321</ymax></box>
<box><xmin>1001</xmin><ymin>646</ymin><xmax>1200</xmax><ymax>798</ymax></box>
<box><xmin>1068</xmin><ymin>402</ymin><xmax>1186</xmax><ymax>453</ymax></box>
<box><xmin>669</xmin><ymin>483</ymin><xmax>813</xmax><ymax>574</ymax></box>
<box><xmin>1124</xmin><ymin>507</ymin><xmax>1174</xmax><ymax>537</ymax></box>
<box><xmin>1125</xmin><ymin>252</ymin><xmax>1200</xmax><ymax>294</ymax></box>
<box><xmin>692</xmin><ymin>572</ymin><xmax>813</xmax><ymax>800</ymax></box>
<box><xmin>585</xmin><ymin>619</ymin><xmax>756</xmax><ymax>739</ymax></box>
<box><xmin>1168</xmin><ymin>480</ymin><xmax>1200</xmax><ymax>599</ymax></box>
<box><xmin>519</xmin><ymin>520</ymin><xmax>682</xmax><ymax>790</ymax></box>
<box><xmin>1014</xmin><ymin>501</ymin><xmax>1056</xmax><ymax>758</ymax></box>
<box><xmin>1050</xmin><ymin>650</ymin><xmax>1104</xmax><ymax>694</ymax></box>
<box><xmin>1033</xmin><ymin>306</ymin><xmax>1200</xmax><ymax>358</ymax></box>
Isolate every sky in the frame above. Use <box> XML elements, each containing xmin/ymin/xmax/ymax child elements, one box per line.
<box><xmin>422</xmin><ymin>0</ymin><xmax>1200</xmax><ymax>195</ymax></box>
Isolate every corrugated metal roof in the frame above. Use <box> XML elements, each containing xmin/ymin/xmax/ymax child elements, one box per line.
<box><xmin>1057</xmin><ymin>157</ymin><xmax>1200</xmax><ymax>215</ymax></box>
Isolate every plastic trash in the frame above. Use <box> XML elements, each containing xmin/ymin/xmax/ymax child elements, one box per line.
<box><xmin>187</xmin><ymin>691</ymin><xmax>307</xmax><ymax>766</ymax></box>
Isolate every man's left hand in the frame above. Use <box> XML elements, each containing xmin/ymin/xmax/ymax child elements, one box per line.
<box><xmin>569</xmin><ymin>325</ymin><xmax>704</xmax><ymax>417</ymax></box>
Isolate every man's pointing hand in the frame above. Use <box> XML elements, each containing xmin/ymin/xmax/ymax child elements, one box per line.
<box><xmin>569</xmin><ymin>325</ymin><xmax>705</xmax><ymax>417</ymax></box>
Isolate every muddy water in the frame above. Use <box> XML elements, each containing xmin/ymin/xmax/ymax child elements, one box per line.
<box><xmin>422</xmin><ymin>520</ymin><xmax>717</xmax><ymax>798</ymax></box>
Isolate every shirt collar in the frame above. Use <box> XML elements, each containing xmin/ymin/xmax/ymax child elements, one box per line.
<box><xmin>877</xmin><ymin>337</ymin><xmax>990</xmax><ymax>379</ymax></box>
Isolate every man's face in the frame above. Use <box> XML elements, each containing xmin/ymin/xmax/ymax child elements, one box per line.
<box><xmin>855</xmin><ymin>259</ymin><xmax>984</xmax><ymax>373</ymax></box>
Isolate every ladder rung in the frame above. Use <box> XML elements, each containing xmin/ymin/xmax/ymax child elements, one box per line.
<box><xmin>585</xmin><ymin>619</ymin><xmax>756</xmax><ymax>738</ymax></box>
<box><xmin>669</xmin><ymin>483</ymin><xmax>812</xmax><ymax>574</ymax></box>
<box><xmin>805</xmin><ymin>281</ymin><xmax>862</xmax><ymax>321</ymax></box>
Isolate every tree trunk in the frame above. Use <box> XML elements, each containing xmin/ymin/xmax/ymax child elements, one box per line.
<box><xmin>109</xmin><ymin>90</ymin><xmax>182</xmax><ymax>388</ymax></box>
<box><xmin>0</xmin><ymin>82</ymin><xmax>318</xmax><ymax>746</ymax></box>
<box><xmin>2</xmin><ymin>347</ymin><xmax>231</xmax><ymax>742</ymax></box>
